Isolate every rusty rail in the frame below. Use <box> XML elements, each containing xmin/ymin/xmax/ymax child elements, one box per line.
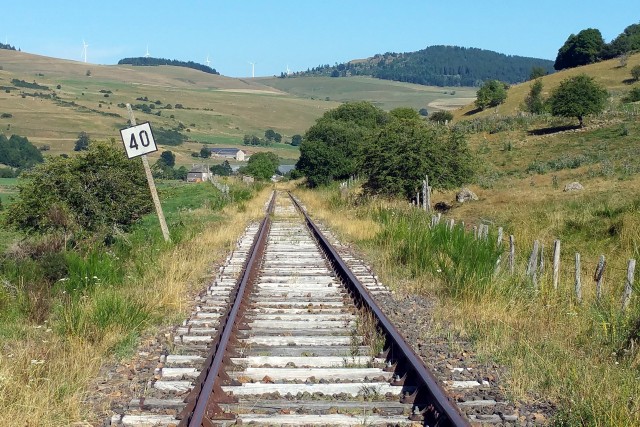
<box><xmin>289</xmin><ymin>193</ymin><xmax>470</xmax><ymax>427</ymax></box>
<box><xmin>178</xmin><ymin>192</ymin><xmax>276</xmax><ymax>427</ymax></box>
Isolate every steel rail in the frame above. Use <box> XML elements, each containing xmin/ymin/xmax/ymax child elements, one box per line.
<box><xmin>289</xmin><ymin>192</ymin><xmax>470</xmax><ymax>427</ymax></box>
<box><xmin>178</xmin><ymin>192</ymin><xmax>276</xmax><ymax>427</ymax></box>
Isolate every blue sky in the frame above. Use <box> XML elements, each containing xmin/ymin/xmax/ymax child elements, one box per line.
<box><xmin>4</xmin><ymin>1</ymin><xmax>637</xmax><ymax>77</ymax></box>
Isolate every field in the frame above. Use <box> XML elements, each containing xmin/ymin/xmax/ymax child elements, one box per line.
<box><xmin>0</xmin><ymin>50</ymin><xmax>477</xmax><ymax>168</ymax></box>
<box><xmin>260</xmin><ymin>75</ymin><xmax>476</xmax><ymax>111</ymax></box>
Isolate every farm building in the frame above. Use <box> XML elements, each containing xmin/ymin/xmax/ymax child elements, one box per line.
<box><xmin>187</xmin><ymin>165</ymin><xmax>212</xmax><ymax>182</ymax></box>
<box><xmin>208</xmin><ymin>148</ymin><xmax>247</xmax><ymax>161</ymax></box>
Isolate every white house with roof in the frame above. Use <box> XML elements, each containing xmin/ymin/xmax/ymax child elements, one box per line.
<box><xmin>187</xmin><ymin>165</ymin><xmax>212</xmax><ymax>182</ymax></box>
<box><xmin>208</xmin><ymin>148</ymin><xmax>247</xmax><ymax>161</ymax></box>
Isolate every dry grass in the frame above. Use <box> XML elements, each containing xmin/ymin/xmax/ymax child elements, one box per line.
<box><xmin>294</xmin><ymin>180</ymin><xmax>640</xmax><ymax>425</ymax></box>
<box><xmin>0</xmin><ymin>186</ymin><xmax>273</xmax><ymax>425</ymax></box>
<box><xmin>453</xmin><ymin>52</ymin><xmax>640</xmax><ymax>119</ymax></box>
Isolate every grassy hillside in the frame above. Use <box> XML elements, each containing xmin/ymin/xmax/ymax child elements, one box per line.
<box><xmin>454</xmin><ymin>52</ymin><xmax>640</xmax><ymax>119</ymax></box>
<box><xmin>0</xmin><ymin>50</ymin><xmax>335</xmax><ymax>165</ymax></box>
<box><xmin>259</xmin><ymin>76</ymin><xmax>476</xmax><ymax>111</ymax></box>
<box><xmin>0</xmin><ymin>50</ymin><xmax>478</xmax><ymax>167</ymax></box>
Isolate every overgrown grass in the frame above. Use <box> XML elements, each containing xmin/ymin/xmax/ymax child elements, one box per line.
<box><xmin>374</xmin><ymin>208</ymin><xmax>504</xmax><ymax>298</ymax></box>
<box><xmin>0</xmin><ymin>179</ymin><xmax>271</xmax><ymax>425</ymax></box>
<box><xmin>295</xmin><ymin>180</ymin><xmax>640</xmax><ymax>426</ymax></box>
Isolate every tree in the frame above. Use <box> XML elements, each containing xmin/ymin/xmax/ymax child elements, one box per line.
<box><xmin>554</xmin><ymin>28</ymin><xmax>605</xmax><ymax>70</ymax></box>
<box><xmin>5</xmin><ymin>141</ymin><xmax>152</xmax><ymax>235</ymax></box>
<box><xmin>199</xmin><ymin>146</ymin><xmax>211</xmax><ymax>158</ymax></box>
<box><xmin>529</xmin><ymin>66</ymin><xmax>547</xmax><ymax>80</ymax></box>
<box><xmin>362</xmin><ymin>117</ymin><xmax>474</xmax><ymax>199</ymax></box>
<box><xmin>244</xmin><ymin>152</ymin><xmax>279</xmax><ymax>181</ymax></box>
<box><xmin>622</xmin><ymin>87</ymin><xmax>640</xmax><ymax>103</ymax></box>
<box><xmin>548</xmin><ymin>74</ymin><xmax>608</xmax><ymax>127</ymax></box>
<box><xmin>0</xmin><ymin>134</ymin><xmax>43</xmax><ymax>169</ymax></box>
<box><xmin>524</xmin><ymin>79</ymin><xmax>546</xmax><ymax>114</ymax></box>
<box><xmin>291</xmin><ymin>134</ymin><xmax>303</xmax><ymax>146</ymax></box>
<box><xmin>475</xmin><ymin>80</ymin><xmax>508</xmax><ymax>110</ymax></box>
<box><xmin>159</xmin><ymin>150</ymin><xmax>175</xmax><ymax>167</ymax></box>
<box><xmin>631</xmin><ymin>65</ymin><xmax>640</xmax><ymax>81</ymax></box>
<box><xmin>296</xmin><ymin>102</ymin><xmax>387</xmax><ymax>186</ymax></box>
<box><xmin>602</xmin><ymin>23</ymin><xmax>640</xmax><ymax>59</ymax></box>
<box><xmin>210</xmin><ymin>160</ymin><xmax>232</xmax><ymax>176</ymax></box>
<box><xmin>264</xmin><ymin>129</ymin><xmax>276</xmax><ymax>141</ymax></box>
<box><xmin>73</xmin><ymin>132</ymin><xmax>90</xmax><ymax>151</ymax></box>
<box><xmin>429</xmin><ymin>111</ymin><xmax>453</xmax><ymax>124</ymax></box>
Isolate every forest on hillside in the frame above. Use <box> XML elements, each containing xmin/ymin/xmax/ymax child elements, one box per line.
<box><xmin>293</xmin><ymin>46</ymin><xmax>555</xmax><ymax>87</ymax></box>
<box><xmin>118</xmin><ymin>57</ymin><xmax>219</xmax><ymax>75</ymax></box>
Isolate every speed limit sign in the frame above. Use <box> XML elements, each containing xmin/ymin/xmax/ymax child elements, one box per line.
<box><xmin>120</xmin><ymin>122</ymin><xmax>157</xmax><ymax>159</ymax></box>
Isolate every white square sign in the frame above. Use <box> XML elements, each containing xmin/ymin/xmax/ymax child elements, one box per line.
<box><xmin>120</xmin><ymin>122</ymin><xmax>158</xmax><ymax>159</ymax></box>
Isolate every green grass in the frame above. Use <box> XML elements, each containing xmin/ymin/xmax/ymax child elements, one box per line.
<box><xmin>260</xmin><ymin>76</ymin><xmax>477</xmax><ymax>111</ymax></box>
<box><xmin>374</xmin><ymin>207</ymin><xmax>505</xmax><ymax>298</ymax></box>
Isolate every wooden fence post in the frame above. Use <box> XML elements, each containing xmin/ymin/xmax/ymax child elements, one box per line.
<box><xmin>509</xmin><ymin>235</ymin><xmax>515</xmax><ymax>274</ymax></box>
<box><xmin>526</xmin><ymin>240</ymin><xmax>540</xmax><ymax>277</ymax></box>
<box><xmin>594</xmin><ymin>255</ymin><xmax>605</xmax><ymax>302</ymax></box>
<box><xmin>622</xmin><ymin>259</ymin><xmax>636</xmax><ymax>311</ymax></box>
<box><xmin>575</xmin><ymin>253</ymin><xmax>582</xmax><ymax>304</ymax></box>
<box><xmin>552</xmin><ymin>240</ymin><xmax>561</xmax><ymax>290</ymax></box>
<box><xmin>497</xmin><ymin>227</ymin><xmax>503</xmax><ymax>247</ymax></box>
<box><xmin>539</xmin><ymin>244</ymin><xmax>545</xmax><ymax>274</ymax></box>
<box><xmin>425</xmin><ymin>175</ymin><xmax>431</xmax><ymax>213</ymax></box>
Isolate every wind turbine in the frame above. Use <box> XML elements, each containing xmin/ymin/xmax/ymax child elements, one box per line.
<box><xmin>145</xmin><ymin>45</ymin><xmax>150</xmax><ymax>58</ymax></box>
<box><xmin>81</xmin><ymin>39</ymin><xmax>88</xmax><ymax>63</ymax></box>
<box><xmin>206</xmin><ymin>54</ymin><xmax>211</xmax><ymax>67</ymax></box>
<box><xmin>248</xmin><ymin>61</ymin><xmax>255</xmax><ymax>78</ymax></box>
<box><xmin>286</xmin><ymin>64</ymin><xmax>291</xmax><ymax>75</ymax></box>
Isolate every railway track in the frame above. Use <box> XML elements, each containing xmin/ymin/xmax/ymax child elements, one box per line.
<box><xmin>109</xmin><ymin>191</ymin><xmax>472</xmax><ymax>426</ymax></box>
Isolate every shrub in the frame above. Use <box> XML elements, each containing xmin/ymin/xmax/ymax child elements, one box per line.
<box><xmin>622</xmin><ymin>86</ymin><xmax>640</xmax><ymax>103</ymax></box>
<box><xmin>4</xmin><ymin>141</ymin><xmax>152</xmax><ymax>236</ymax></box>
<box><xmin>429</xmin><ymin>111</ymin><xmax>453</xmax><ymax>123</ymax></box>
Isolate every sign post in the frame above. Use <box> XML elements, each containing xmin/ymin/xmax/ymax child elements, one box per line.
<box><xmin>121</xmin><ymin>103</ymin><xmax>171</xmax><ymax>242</ymax></box>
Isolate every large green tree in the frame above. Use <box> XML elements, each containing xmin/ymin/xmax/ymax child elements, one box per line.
<box><xmin>602</xmin><ymin>22</ymin><xmax>640</xmax><ymax>59</ymax></box>
<box><xmin>475</xmin><ymin>80</ymin><xmax>508</xmax><ymax>110</ymax></box>
<box><xmin>5</xmin><ymin>141</ymin><xmax>152</xmax><ymax>235</ymax></box>
<box><xmin>159</xmin><ymin>150</ymin><xmax>175</xmax><ymax>167</ymax></box>
<box><xmin>0</xmin><ymin>134</ymin><xmax>43</xmax><ymax>169</ymax></box>
<box><xmin>296</xmin><ymin>102</ymin><xmax>387</xmax><ymax>187</ymax></box>
<box><xmin>362</xmin><ymin>116</ymin><xmax>474</xmax><ymax>199</ymax></box>
<box><xmin>554</xmin><ymin>28</ymin><xmax>605</xmax><ymax>70</ymax></box>
<box><xmin>244</xmin><ymin>152</ymin><xmax>279</xmax><ymax>181</ymax></box>
<box><xmin>548</xmin><ymin>74</ymin><xmax>608</xmax><ymax>127</ymax></box>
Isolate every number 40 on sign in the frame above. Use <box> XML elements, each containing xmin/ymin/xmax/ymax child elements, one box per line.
<box><xmin>120</xmin><ymin>122</ymin><xmax>157</xmax><ymax>159</ymax></box>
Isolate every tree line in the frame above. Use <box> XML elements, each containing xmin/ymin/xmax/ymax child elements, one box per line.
<box><xmin>290</xmin><ymin>45</ymin><xmax>555</xmax><ymax>87</ymax></box>
<box><xmin>117</xmin><ymin>57</ymin><xmax>219</xmax><ymax>75</ymax></box>
<box><xmin>0</xmin><ymin>134</ymin><xmax>43</xmax><ymax>172</ymax></box>
<box><xmin>554</xmin><ymin>22</ymin><xmax>640</xmax><ymax>70</ymax></box>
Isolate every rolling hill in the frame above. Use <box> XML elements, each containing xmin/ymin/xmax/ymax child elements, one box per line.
<box><xmin>0</xmin><ymin>49</ymin><xmax>478</xmax><ymax>166</ymax></box>
<box><xmin>294</xmin><ymin>45</ymin><xmax>555</xmax><ymax>86</ymax></box>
